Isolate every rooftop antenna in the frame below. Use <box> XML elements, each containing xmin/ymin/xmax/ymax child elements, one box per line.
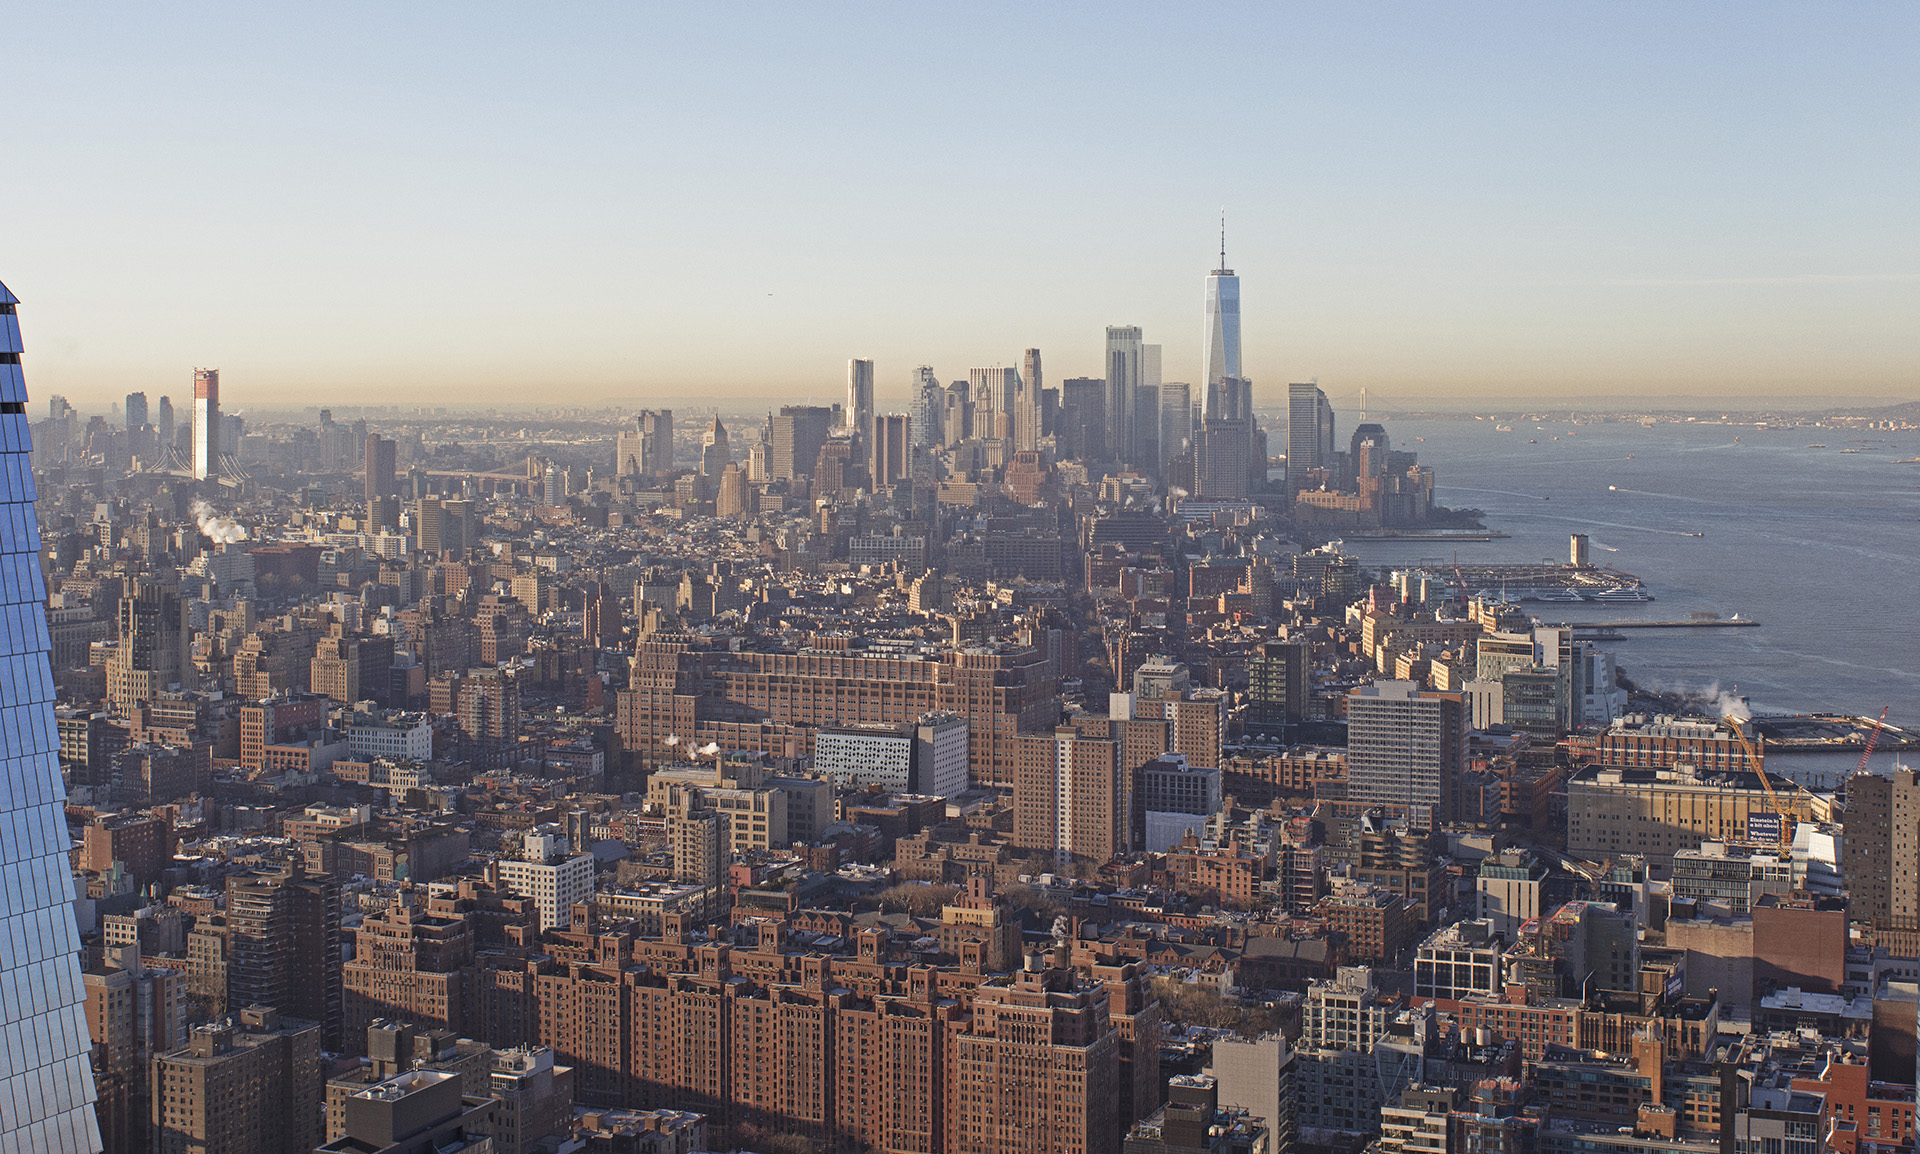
<box><xmin>1361</xmin><ymin>387</ymin><xmax>1369</xmax><ymax>421</ymax></box>
<box><xmin>1218</xmin><ymin>208</ymin><xmax>1227</xmax><ymax>271</ymax></box>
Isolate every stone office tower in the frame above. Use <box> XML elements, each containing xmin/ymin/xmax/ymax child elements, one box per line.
<box><xmin>0</xmin><ymin>278</ymin><xmax>104</xmax><ymax>1154</ymax></box>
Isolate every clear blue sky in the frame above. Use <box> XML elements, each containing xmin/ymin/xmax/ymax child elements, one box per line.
<box><xmin>4</xmin><ymin>3</ymin><xmax>1915</xmax><ymax>411</ymax></box>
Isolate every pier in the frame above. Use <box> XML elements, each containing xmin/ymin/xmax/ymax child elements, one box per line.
<box><xmin>1432</xmin><ymin>561</ymin><xmax>1647</xmax><ymax>594</ymax></box>
<box><xmin>1555</xmin><ymin>619</ymin><xmax>1762</xmax><ymax>630</ymax></box>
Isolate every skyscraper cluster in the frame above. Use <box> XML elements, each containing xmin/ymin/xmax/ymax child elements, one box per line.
<box><xmin>22</xmin><ymin>215</ymin><xmax>1837</xmax><ymax>1154</ymax></box>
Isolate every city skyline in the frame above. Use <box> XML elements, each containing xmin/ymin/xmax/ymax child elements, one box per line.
<box><xmin>2</xmin><ymin>5</ymin><xmax>1916</xmax><ymax>408</ymax></box>
<box><xmin>8</xmin><ymin>8</ymin><xmax>1919</xmax><ymax>1154</ymax></box>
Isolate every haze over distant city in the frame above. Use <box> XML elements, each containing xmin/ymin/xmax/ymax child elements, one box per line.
<box><xmin>4</xmin><ymin>3</ymin><xmax>1916</xmax><ymax>408</ymax></box>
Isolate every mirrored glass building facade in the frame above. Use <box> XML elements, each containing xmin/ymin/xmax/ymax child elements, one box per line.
<box><xmin>0</xmin><ymin>278</ymin><xmax>105</xmax><ymax>1154</ymax></box>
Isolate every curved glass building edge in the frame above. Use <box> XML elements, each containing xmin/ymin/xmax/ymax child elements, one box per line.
<box><xmin>0</xmin><ymin>277</ymin><xmax>105</xmax><ymax>1154</ymax></box>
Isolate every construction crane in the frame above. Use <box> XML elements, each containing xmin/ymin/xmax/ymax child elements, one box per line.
<box><xmin>1725</xmin><ymin>716</ymin><xmax>1792</xmax><ymax>849</ymax></box>
<box><xmin>1855</xmin><ymin>707</ymin><xmax>1891</xmax><ymax>775</ymax></box>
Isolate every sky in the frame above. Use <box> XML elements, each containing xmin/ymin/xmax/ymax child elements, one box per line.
<box><xmin>3</xmin><ymin>3</ymin><xmax>1916</xmax><ymax>413</ymax></box>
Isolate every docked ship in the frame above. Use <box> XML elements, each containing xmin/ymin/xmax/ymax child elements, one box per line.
<box><xmin>1590</xmin><ymin>586</ymin><xmax>1655</xmax><ymax>603</ymax></box>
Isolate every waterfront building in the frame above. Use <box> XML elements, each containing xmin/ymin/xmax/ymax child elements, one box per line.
<box><xmin>1565</xmin><ymin>763</ymin><xmax>1828</xmax><ymax>866</ymax></box>
<box><xmin>1286</xmin><ymin>381</ymin><xmax>1334</xmax><ymax>491</ymax></box>
<box><xmin>1838</xmin><ymin>767</ymin><xmax>1920</xmax><ymax>932</ymax></box>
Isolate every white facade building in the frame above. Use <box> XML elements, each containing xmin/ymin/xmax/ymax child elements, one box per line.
<box><xmin>494</xmin><ymin>831</ymin><xmax>595</xmax><ymax>932</ymax></box>
<box><xmin>814</xmin><ymin>726</ymin><xmax>914</xmax><ymax>792</ymax></box>
<box><xmin>192</xmin><ymin>368</ymin><xmax>220</xmax><ymax>480</ymax></box>
<box><xmin>913</xmin><ymin>712</ymin><xmax>970</xmax><ymax>799</ymax></box>
<box><xmin>347</xmin><ymin>711</ymin><xmax>434</xmax><ymax>762</ymax></box>
<box><xmin>812</xmin><ymin>712</ymin><xmax>969</xmax><ymax>798</ymax></box>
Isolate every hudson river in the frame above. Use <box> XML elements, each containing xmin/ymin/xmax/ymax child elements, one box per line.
<box><xmin>1329</xmin><ymin>415</ymin><xmax>1920</xmax><ymax>769</ymax></box>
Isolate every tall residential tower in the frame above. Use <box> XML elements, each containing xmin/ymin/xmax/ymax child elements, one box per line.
<box><xmin>192</xmin><ymin>368</ymin><xmax>220</xmax><ymax>481</ymax></box>
<box><xmin>846</xmin><ymin>358</ymin><xmax>875</xmax><ymax>441</ymax></box>
<box><xmin>0</xmin><ymin>277</ymin><xmax>105</xmax><ymax>1154</ymax></box>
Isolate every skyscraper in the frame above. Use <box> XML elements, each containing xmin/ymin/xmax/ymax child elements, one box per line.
<box><xmin>715</xmin><ymin>463</ymin><xmax>749</xmax><ymax>520</ymax></box>
<box><xmin>193</xmin><ymin>368</ymin><xmax>220</xmax><ymax>481</ymax></box>
<box><xmin>1202</xmin><ymin>217</ymin><xmax>1242</xmax><ymax>415</ymax></box>
<box><xmin>1137</xmin><ymin>344</ymin><xmax>1162</xmax><ymax>467</ymax></box>
<box><xmin>364</xmin><ymin>434</ymin><xmax>397</xmax><ymax>501</ymax></box>
<box><xmin>701</xmin><ymin>416</ymin><xmax>729</xmax><ymax>478</ymax></box>
<box><xmin>1158</xmin><ymin>382</ymin><xmax>1192</xmax><ymax>466</ymax></box>
<box><xmin>1195</xmin><ymin>418</ymin><xmax>1251</xmax><ymax>499</ymax></box>
<box><xmin>908</xmin><ymin>366</ymin><xmax>943</xmax><ymax>449</ymax></box>
<box><xmin>1104</xmin><ymin>326</ymin><xmax>1142</xmax><ymax>464</ymax></box>
<box><xmin>871</xmin><ymin>413</ymin><xmax>910</xmax><ymax>489</ymax></box>
<box><xmin>124</xmin><ymin>391</ymin><xmax>148</xmax><ymax>431</ymax></box>
<box><xmin>969</xmin><ymin>366</ymin><xmax>1018</xmax><ymax>441</ymax></box>
<box><xmin>0</xmin><ymin>277</ymin><xmax>104</xmax><ymax>1154</ymax></box>
<box><xmin>1060</xmin><ymin>377</ymin><xmax>1107</xmax><ymax>462</ymax></box>
<box><xmin>1286</xmin><ymin>381</ymin><xmax>1335</xmax><ymax>492</ymax></box>
<box><xmin>615</xmin><ymin>410</ymin><xmax>673</xmax><ymax>477</ymax></box>
<box><xmin>156</xmin><ymin>395</ymin><xmax>175</xmax><ymax>453</ymax></box>
<box><xmin>846</xmin><ymin>358</ymin><xmax>874</xmax><ymax>440</ymax></box>
<box><xmin>769</xmin><ymin>405</ymin><xmax>833</xmax><ymax>482</ymax></box>
<box><xmin>1017</xmin><ymin>348</ymin><xmax>1043</xmax><ymax>451</ymax></box>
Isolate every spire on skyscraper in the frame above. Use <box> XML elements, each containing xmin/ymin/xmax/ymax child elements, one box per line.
<box><xmin>1202</xmin><ymin>217</ymin><xmax>1242</xmax><ymax>396</ymax></box>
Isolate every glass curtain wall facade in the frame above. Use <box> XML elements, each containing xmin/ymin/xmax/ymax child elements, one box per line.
<box><xmin>0</xmin><ymin>278</ymin><xmax>103</xmax><ymax>1153</ymax></box>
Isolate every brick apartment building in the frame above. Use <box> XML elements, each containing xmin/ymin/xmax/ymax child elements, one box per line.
<box><xmin>453</xmin><ymin>912</ymin><xmax>1159</xmax><ymax>1153</ymax></box>
<box><xmin>618</xmin><ymin>637</ymin><xmax>1060</xmax><ymax>788</ymax></box>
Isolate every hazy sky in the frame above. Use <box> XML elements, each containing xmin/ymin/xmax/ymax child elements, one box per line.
<box><xmin>4</xmin><ymin>4</ymin><xmax>1916</xmax><ymax>412</ymax></box>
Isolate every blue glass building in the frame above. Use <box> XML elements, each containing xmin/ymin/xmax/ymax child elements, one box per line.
<box><xmin>0</xmin><ymin>278</ymin><xmax>104</xmax><ymax>1154</ymax></box>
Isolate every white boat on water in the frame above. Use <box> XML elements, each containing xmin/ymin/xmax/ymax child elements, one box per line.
<box><xmin>1590</xmin><ymin>587</ymin><xmax>1655</xmax><ymax>603</ymax></box>
<box><xmin>1525</xmin><ymin>590</ymin><xmax>1588</xmax><ymax>603</ymax></box>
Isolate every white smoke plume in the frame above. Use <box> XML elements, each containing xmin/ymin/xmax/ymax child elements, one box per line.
<box><xmin>191</xmin><ymin>500</ymin><xmax>249</xmax><ymax>545</ymax></box>
<box><xmin>1706</xmin><ymin>682</ymin><xmax>1752</xmax><ymax>722</ymax></box>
